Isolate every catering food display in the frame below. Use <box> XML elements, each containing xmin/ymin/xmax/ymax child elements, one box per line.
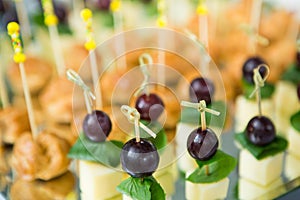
<box><xmin>0</xmin><ymin>0</ymin><xmax>300</xmax><ymax>199</ymax></box>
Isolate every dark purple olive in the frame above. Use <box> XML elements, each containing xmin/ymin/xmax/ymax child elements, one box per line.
<box><xmin>83</xmin><ymin>110</ymin><xmax>112</xmax><ymax>142</ymax></box>
<box><xmin>121</xmin><ymin>138</ymin><xmax>159</xmax><ymax>178</ymax></box>
<box><xmin>242</xmin><ymin>56</ymin><xmax>267</xmax><ymax>84</ymax></box>
<box><xmin>189</xmin><ymin>77</ymin><xmax>215</xmax><ymax>104</ymax></box>
<box><xmin>135</xmin><ymin>93</ymin><xmax>164</xmax><ymax>121</ymax></box>
<box><xmin>187</xmin><ymin>127</ymin><xmax>219</xmax><ymax>161</ymax></box>
<box><xmin>245</xmin><ymin>115</ymin><xmax>276</xmax><ymax>146</ymax></box>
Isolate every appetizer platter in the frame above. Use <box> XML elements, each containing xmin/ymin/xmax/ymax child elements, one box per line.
<box><xmin>1</xmin><ymin>0</ymin><xmax>300</xmax><ymax>199</ymax></box>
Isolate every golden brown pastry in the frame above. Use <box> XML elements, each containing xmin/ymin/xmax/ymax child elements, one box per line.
<box><xmin>12</xmin><ymin>131</ymin><xmax>70</xmax><ymax>181</ymax></box>
<box><xmin>63</xmin><ymin>44</ymin><xmax>89</xmax><ymax>71</ymax></box>
<box><xmin>10</xmin><ymin>171</ymin><xmax>75</xmax><ymax>200</ymax></box>
<box><xmin>7</xmin><ymin>56</ymin><xmax>53</xmax><ymax>95</ymax></box>
<box><xmin>0</xmin><ymin>107</ymin><xmax>30</xmax><ymax>144</ymax></box>
<box><xmin>39</xmin><ymin>77</ymin><xmax>74</xmax><ymax>124</ymax></box>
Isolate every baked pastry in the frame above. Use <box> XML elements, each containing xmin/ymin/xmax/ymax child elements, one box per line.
<box><xmin>7</xmin><ymin>56</ymin><xmax>53</xmax><ymax>95</ymax></box>
<box><xmin>0</xmin><ymin>107</ymin><xmax>30</xmax><ymax>144</ymax></box>
<box><xmin>39</xmin><ymin>77</ymin><xmax>74</xmax><ymax>124</ymax></box>
<box><xmin>12</xmin><ymin>131</ymin><xmax>70</xmax><ymax>181</ymax></box>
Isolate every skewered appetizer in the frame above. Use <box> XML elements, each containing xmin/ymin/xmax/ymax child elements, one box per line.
<box><xmin>235</xmin><ymin>56</ymin><xmax>275</xmax><ymax>133</ymax></box>
<box><xmin>182</xmin><ymin>100</ymin><xmax>236</xmax><ymax>200</ymax></box>
<box><xmin>235</xmin><ymin>65</ymin><xmax>288</xmax><ymax>199</ymax></box>
<box><xmin>66</xmin><ymin>69</ymin><xmax>123</xmax><ymax>200</ymax></box>
<box><xmin>274</xmin><ymin>49</ymin><xmax>300</xmax><ymax>137</ymax></box>
<box><xmin>117</xmin><ymin>105</ymin><xmax>165</xmax><ymax>200</ymax></box>
<box><xmin>128</xmin><ymin>55</ymin><xmax>177</xmax><ymax>198</ymax></box>
<box><xmin>6</xmin><ymin>21</ymin><xmax>71</xmax><ymax>181</ymax></box>
<box><xmin>176</xmin><ymin>76</ymin><xmax>226</xmax><ymax>173</ymax></box>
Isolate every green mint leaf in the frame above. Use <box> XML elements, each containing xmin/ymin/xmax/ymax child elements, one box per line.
<box><xmin>139</xmin><ymin>120</ymin><xmax>167</xmax><ymax>150</ymax></box>
<box><xmin>117</xmin><ymin>176</ymin><xmax>165</xmax><ymax>200</ymax></box>
<box><xmin>291</xmin><ymin>110</ymin><xmax>300</xmax><ymax>132</ymax></box>
<box><xmin>242</xmin><ymin>79</ymin><xmax>275</xmax><ymax>99</ymax></box>
<box><xmin>68</xmin><ymin>133</ymin><xmax>123</xmax><ymax>167</ymax></box>
<box><xmin>186</xmin><ymin>150</ymin><xmax>237</xmax><ymax>183</ymax></box>
<box><xmin>235</xmin><ymin>133</ymin><xmax>288</xmax><ymax>160</ymax></box>
<box><xmin>180</xmin><ymin>101</ymin><xmax>226</xmax><ymax>128</ymax></box>
<box><xmin>281</xmin><ymin>64</ymin><xmax>300</xmax><ymax>85</ymax></box>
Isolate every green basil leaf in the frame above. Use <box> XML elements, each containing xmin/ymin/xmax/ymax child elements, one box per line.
<box><xmin>291</xmin><ymin>110</ymin><xmax>300</xmax><ymax>132</ymax></box>
<box><xmin>180</xmin><ymin>101</ymin><xmax>226</xmax><ymax>128</ymax></box>
<box><xmin>148</xmin><ymin>177</ymin><xmax>165</xmax><ymax>200</ymax></box>
<box><xmin>116</xmin><ymin>176</ymin><xmax>165</xmax><ymax>200</ymax></box>
<box><xmin>139</xmin><ymin>120</ymin><xmax>167</xmax><ymax>150</ymax></box>
<box><xmin>68</xmin><ymin>134</ymin><xmax>123</xmax><ymax>167</ymax></box>
<box><xmin>281</xmin><ymin>64</ymin><xmax>300</xmax><ymax>85</ymax></box>
<box><xmin>242</xmin><ymin>79</ymin><xmax>275</xmax><ymax>99</ymax></box>
<box><xmin>235</xmin><ymin>133</ymin><xmax>288</xmax><ymax>160</ymax></box>
<box><xmin>186</xmin><ymin>150</ymin><xmax>237</xmax><ymax>183</ymax></box>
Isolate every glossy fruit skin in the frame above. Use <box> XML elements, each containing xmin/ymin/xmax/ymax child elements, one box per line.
<box><xmin>297</xmin><ymin>83</ymin><xmax>300</xmax><ymax>101</ymax></box>
<box><xmin>189</xmin><ymin>77</ymin><xmax>215</xmax><ymax>105</ymax></box>
<box><xmin>135</xmin><ymin>93</ymin><xmax>165</xmax><ymax>121</ymax></box>
<box><xmin>187</xmin><ymin>127</ymin><xmax>219</xmax><ymax>161</ymax></box>
<box><xmin>245</xmin><ymin>116</ymin><xmax>276</xmax><ymax>146</ymax></box>
<box><xmin>121</xmin><ymin>138</ymin><xmax>159</xmax><ymax>178</ymax></box>
<box><xmin>83</xmin><ymin>110</ymin><xmax>112</xmax><ymax>142</ymax></box>
<box><xmin>242</xmin><ymin>56</ymin><xmax>267</xmax><ymax>84</ymax></box>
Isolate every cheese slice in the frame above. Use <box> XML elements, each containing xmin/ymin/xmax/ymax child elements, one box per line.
<box><xmin>239</xmin><ymin>149</ymin><xmax>283</xmax><ymax>186</ymax></box>
<box><xmin>185</xmin><ymin>173</ymin><xmax>229</xmax><ymax>200</ymax></box>
<box><xmin>239</xmin><ymin>177</ymin><xmax>283</xmax><ymax>200</ymax></box>
<box><xmin>235</xmin><ymin>95</ymin><xmax>274</xmax><ymax>133</ymax></box>
<box><xmin>284</xmin><ymin>153</ymin><xmax>300</xmax><ymax>181</ymax></box>
<box><xmin>79</xmin><ymin>160</ymin><xmax>123</xmax><ymax>200</ymax></box>
<box><xmin>287</xmin><ymin>126</ymin><xmax>300</xmax><ymax>159</ymax></box>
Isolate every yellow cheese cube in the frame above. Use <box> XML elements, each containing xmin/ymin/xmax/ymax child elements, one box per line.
<box><xmin>287</xmin><ymin>126</ymin><xmax>300</xmax><ymax>159</ymax></box>
<box><xmin>235</xmin><ymin>95</ymin><xmax>274</xmax><ymax>133</ymax></box>
<box><xmin>284</xmin><ymin>153</ymin><xmax>300</xmax><ymax>181</ymax></box>
<box><xmin>239</xmin><ymin>177</ymin><xmax>283</xmax><ymax>200</ymax></box>
<box><xmin>239</xmin><ymin>149</ymin><xmax>283</xmax><ymax>186</ymax></box>
<box><xmin>274</xmin><ymin>81</ymin><xmax>300</xmax><ymax>137</ymax></box>
<box><xmin>185</xmin><ymin>175</ymin><xmax>229</xmax><ymax>200</ymax></box>
<box><xmin>79</xmin><ymin>160</ymin><xmax>123</xmax><ymax>200</ymax></box>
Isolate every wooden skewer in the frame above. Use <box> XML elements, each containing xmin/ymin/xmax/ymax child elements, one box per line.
<box><xmin>7</xmin><ymin>22</ymin><xmax>38</xmax><ymax>138</ymax></box>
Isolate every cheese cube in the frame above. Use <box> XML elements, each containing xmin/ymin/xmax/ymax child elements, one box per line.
<box><xmin>185</xmin><ymin>175</ymin><xmax>229</xmax><ymax>200</ymax></box>
<box><xmin>274</xmin><ymin>81</ymin><xmax>300</xmax><ymax>137</ymax></box>
<box><xmin>239</xmin><ymin>149</ymin><xmax>283</xmax><ymax>186</ymax></box>
<box><xmin>235</xmin><ymin>95</ymin><xmax>274</xmax><ymax>133</ymax></box>
<box><xmin>239</xmin><ymin>177</ymin><xmax>283</xmax><ymax>200</ymax></box>
<box><xmin>155</xmin><ymin>166</ymin><xmax>176</xmax><ymax>196</ymax></box>
<box><xmin>284</xmin><ymin>154</ymin><xmax>300</xmax><ymax>181</ymax></box>
<box><xmin>287</xmin><ymin>126</ymin><xmax>300</xmax><ymax>158</ymax></box>
<box><xmin>79</xmin><ymin>161</ymin><xmax>123</xmax><ymax>200</ymax></box>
